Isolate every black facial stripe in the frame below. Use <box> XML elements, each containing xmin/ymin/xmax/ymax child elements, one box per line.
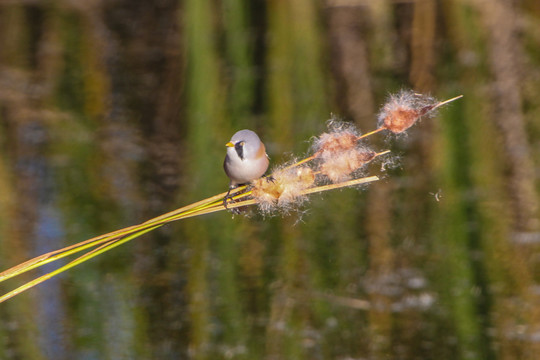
<box><xmin>235</xmin><ymin>142</ymin><xmax>244</xmax><ymax>160</ymax></box>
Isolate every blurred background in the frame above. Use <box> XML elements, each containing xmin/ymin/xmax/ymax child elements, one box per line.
<box><xmin>1</xmin><ymin>0</ymin><xmax>539</xmax><ymax>359</ymax></box>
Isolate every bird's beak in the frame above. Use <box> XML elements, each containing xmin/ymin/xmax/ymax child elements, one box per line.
<box><xmin>225</xmin><ymin>142</ymin><xmax>234</xmax><ymax>147</ymax></box>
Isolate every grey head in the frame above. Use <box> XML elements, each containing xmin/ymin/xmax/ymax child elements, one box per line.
<box><xmin>228</xmin><ymin>129</ymin><xmax>263</xmax><ymax>160</ymax></box>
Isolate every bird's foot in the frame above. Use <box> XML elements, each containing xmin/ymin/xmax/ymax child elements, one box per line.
<box><xmin>223</xmin><ymin>187</ymin><xmax>241</xmax><ymax>214</ymax></box>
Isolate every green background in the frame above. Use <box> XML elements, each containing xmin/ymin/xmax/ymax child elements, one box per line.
<box><xmin>0</xmin><ymin>0</ymin><xmax>539</xmax><ymax>359</ymax></box>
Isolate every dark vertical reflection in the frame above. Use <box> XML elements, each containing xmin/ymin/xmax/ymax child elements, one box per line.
<box><xmin>101</xmin><ymin>0</ymin><xmax>187</xmax><ymax>358</ymax></box>
<box><xmin>0</xmin><ymin>0</ymin><xmax>539</xmax><ymax>359</ymax></box>
<box><xmin>0</xmin><ymin>3</ymin><xmax>69</xmax><ymax>359</ymax></box>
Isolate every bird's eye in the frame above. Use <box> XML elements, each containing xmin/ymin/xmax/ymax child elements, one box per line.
<box><xmin>239</xmin><ymin>141</ymin><xmax>245</xmax><ymax>146</ymax></box>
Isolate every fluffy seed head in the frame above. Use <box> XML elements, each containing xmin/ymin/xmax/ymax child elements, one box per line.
<box><xmin>316</xmin><ymin>131</ymin><xmax>358</xmax><ymax>156</ymax></box>
<box><xmin>378</xmin><ymin>90</ymin><xmax>436</xmax><ymax>134</ymax></box>
<box><xmin>279</xmin><ymin>167</ymin><xmax>316</xmax><ymax>205</ymax></box>
<box><xmin>319</xmin><ymin>148</ymin><xmax>376</xmax><ymax>183</ymax></box>
<box><xmin>251</xmin><ymin>166</ymin><xmax>315</xmax><ymax>213</ymax></box>
<box><xmin>313</xmin><ymin>120</ymin><xmax>360</xmax><ymax>157</ymax></box>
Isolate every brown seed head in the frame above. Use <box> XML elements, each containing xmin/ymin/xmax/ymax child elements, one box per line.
<box><xmin>378</xmin><ymin>90</ymin><xmax>436</xmax><ymax>134</ymax></box>
<box><xmin>382</xmin><ymin>106</ymin><xmax>421</xmax><ymax>133</ymax></box>
<box><xmin>313</xmin><ymin>120</ymin><xmax>363</xmax><ymax>158</ymax></box>
<box><xmin>316</xmin><ymin>130</ymin><xmax>359</xmax><ymax>157</ymax></box>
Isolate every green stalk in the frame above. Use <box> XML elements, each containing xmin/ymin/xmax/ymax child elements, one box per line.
<box><xmin>0</xmin><ymin>174</ymin><xmax>380</xmax><ymax>299</ymax></box>
<box><xmin>0</xmin><ymin>225</ymin><xmax>160</xmax><ymax>303</ymax></box>
<box><xmin>0</xmin><ymin>190</ymin><xmax>235</xmax><ymax>283</ymax></box>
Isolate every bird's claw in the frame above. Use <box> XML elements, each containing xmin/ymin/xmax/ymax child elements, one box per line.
<box><xmin>223</xmin><ymin>188</ymin><xmax>241</xmax><ymax>214</ymax></box>
<box><xmin>223</xmin><ymin>189</ymin><xmax>234</xmax><ymax>209</ymax></box>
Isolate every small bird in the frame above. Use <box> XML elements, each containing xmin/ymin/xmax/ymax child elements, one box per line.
<box><xmin>223</xmin><ymin>129</ymin><xmax>269</xmax><ymax>207</ymax></box>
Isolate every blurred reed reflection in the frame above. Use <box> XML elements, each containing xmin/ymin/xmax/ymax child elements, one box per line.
<box><xmin>0</xmin><ymin>0</ymin><xmax>539</xmax><ymax>359</ymax></box>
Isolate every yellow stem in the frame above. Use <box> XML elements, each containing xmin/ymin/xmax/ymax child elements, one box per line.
<box><xmin>357</xmin><ymin>127</ymin><xmax>386</xmax><ymax>139</ymax></box>
<box><xmin>431</xmin><ymin>95</ymin><xmax>463</xmax><ymax>110</ymax></box>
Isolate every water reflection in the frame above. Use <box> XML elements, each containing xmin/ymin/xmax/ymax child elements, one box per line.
<box><xmin>1</xmin><ymin>0</ymin><xmax>540</xmax><ymax>359</ymax></box>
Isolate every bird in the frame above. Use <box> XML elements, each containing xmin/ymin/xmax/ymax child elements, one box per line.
<box><xmin>223</xmin><ymin>129</ymin><xmax>269</xmax><ymax>208</ymax></box>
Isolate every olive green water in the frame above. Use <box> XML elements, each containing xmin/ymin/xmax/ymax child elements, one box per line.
<box><xmin>1</xmin><ymin>1</ymin><xmax>539</xmax><ymax>359</ymax></box>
